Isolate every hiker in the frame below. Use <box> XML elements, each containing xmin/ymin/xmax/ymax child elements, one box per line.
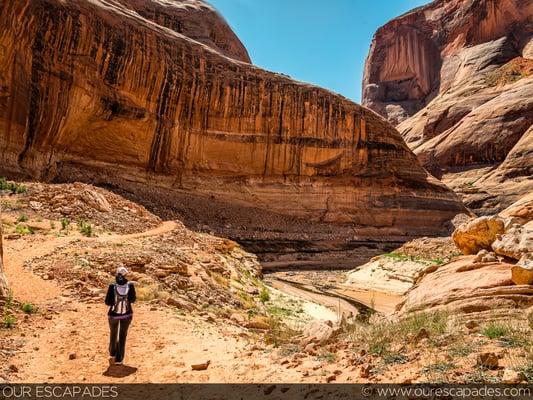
<box><xmin>105</xmin><ymin>266</ymin><xmax>136</xmax><ymax>365</ymax></box>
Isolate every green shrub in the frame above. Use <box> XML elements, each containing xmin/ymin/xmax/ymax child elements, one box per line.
<box><xmin>61</xmin><ymin>217</ymin><xmax>70</xmax><ymax>230</ymax></box>
<box><xmin>17</xmin><ymin>214</ymin><xmax>28</xmax><ymax>222</ymax></box>
<box><xmin>15</xmin><ymin>224</ymin><xmax>34</xmax><ymax>235</ymax></box>
<box><xmin>2</xmin><ymin>313</ymin><xmax>16</xmax><ymax>328</ymax></box>
<box><xmin>77</xmin><ymin>219</ymin><xmax>92</xmax><ymax>237</ymax></box>
<box><xmin>259</xmin><ymin>287</ymin><xmax>270</xmax><ymax>303</ymax></box>
<box><xmin>0</xmin><ymin>177</ymin><xmax>27</xmax><ymax>194</ymax></box>
<box><xmin>482</xmin><ymin>322</ymin><xmax>508</xmax><ymax>339</ymax></box>
<box><xmin>21</xmin><ymin>303</ymin><xmax>36</xmax><ymax>314</ymax></box>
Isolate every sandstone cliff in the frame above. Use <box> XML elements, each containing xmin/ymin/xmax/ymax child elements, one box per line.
<box><xmin>0</xmin><ymin>0</ymin><xmax>465</xmax><ymax>259</ymax></box>
<box><xmin>363</xmin><ymin>0</ymin><xmax>533</xmax><ymax>214</ymax></box>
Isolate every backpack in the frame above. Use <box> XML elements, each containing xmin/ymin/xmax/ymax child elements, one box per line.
<box><xmin>112</xmin><ymin>283</ymin><xmax>130</xmax><ymax>315</ymax></box>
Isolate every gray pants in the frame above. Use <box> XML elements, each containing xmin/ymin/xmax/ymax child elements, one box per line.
<box><xmin>108</xmin><ymin>317</ymin><xmax>131</xmax><ymax>363</ymax></box>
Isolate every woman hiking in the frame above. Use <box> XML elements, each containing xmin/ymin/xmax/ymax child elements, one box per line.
<box><xmin>105</xmin><ymin>266</ymin><xmax>136</xmax><ymax>365</ymax></box>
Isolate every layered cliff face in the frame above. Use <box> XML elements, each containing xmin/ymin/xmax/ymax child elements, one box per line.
<box><xmin>0</xmin><ymin>0</ymin><xmax>465</xmax><ymax>260</ymax></box>
<box><xmin>363</xmin><ymin>0</ymin><xmax>533</xmax><ymax>214</ymax></box>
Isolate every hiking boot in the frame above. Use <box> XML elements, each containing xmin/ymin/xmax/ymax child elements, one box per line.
<box><xmin>114</xmin><ymin>361</ymin><xmax>123</xmax><ymax>365</ymax></box>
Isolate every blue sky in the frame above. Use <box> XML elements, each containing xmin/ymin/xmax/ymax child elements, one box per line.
<box><xmin>210</xmin><ymin>0</ymin><xmax>430</xmax><ymax>103</ymax></box>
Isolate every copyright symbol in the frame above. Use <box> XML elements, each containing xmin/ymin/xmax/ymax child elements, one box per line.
<box><xmin>362</xmin><ymin>385</ymin><xmax>372</xmax><ymax>397</ymax></box>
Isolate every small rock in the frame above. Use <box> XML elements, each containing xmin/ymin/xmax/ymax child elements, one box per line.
<box><xmin>191</xmin><ymin>360</ymin><xmax>211</xmax><ymax>371</ymax></box>
<box><xmin>477</xmin><ymin>352</ymin><xmax>499</xmax><ymax>369</ymax></box>
<box><xmin>414</xmin><ymin>328</ymin><xmax>429</xmax><ymax>342</ymax></box>
<box><xmin>9</xmin><ymin>364</ymin><xmax>19</xmax><ymax>372</ymax></box>
<box><xmin>69</xmin><ymin>353</ymin><xmax>76</xmax><ymax>360</ymax></box>
<box><xmin>326</xmin><ymin>374</ymin><xmax>336</xmax><ymax>383</ymax></box>
<box><xmin>465</xmin><ymin>320</ymin><xmax>479</xmax><ymax>330</ymax></box>
<box><xmin>244</xmin><ymin>316</ymin><xmax>270</xmax><ymax>330</ymax></box>
<box><xmin>229</xmin><ymin>313</ymin><xmax>246</xmax><ymax>324</ymax></box>
<box><xmin>301</xmin><ymin>320</ymin><xmax>334</xmax><ymax>345</ymax></box>
<box><xmin>502</xmin><ymin>369</ymin><xmax>525</xmax><ymax>383</ymax></box>
<box><xmin>360</xmin><ymin>363</ymin><xmax>372</xmax><ymax>378</ymax></box>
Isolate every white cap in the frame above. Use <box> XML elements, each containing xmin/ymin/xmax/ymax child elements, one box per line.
<box><xmin>116</xmin><ymin>266</ymin><xmax>129</xmax><ymax>276</ymax></box>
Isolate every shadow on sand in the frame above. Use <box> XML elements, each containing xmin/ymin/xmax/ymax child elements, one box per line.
<box><xmin>103</xmin><ymin>364</ymin><xmax>138</xmax><ymax>378</ymax></box>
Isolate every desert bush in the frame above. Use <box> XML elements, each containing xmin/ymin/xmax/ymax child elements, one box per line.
<box><xmin>17</xmin><ymin>214</ymin><xmax>28</xmax><ymax>222</ymax></box>
<box><xmin>15</xmin><ymin>224</ymin><xmax>34</xmax><ymax>235</ymax></box>
<box><xmin>61</xmin><ymin>217</ymin><xmax>70</xmax><ymax>230</ymax></box>
<box><xmin>482</xmin><ymin>322</ymin><xmax>508</xmax><ymax>339</ymax></box>
<box><xmin>0</xmin><ymin>177</ymin><xmax>27</xmax><ymax>194</ymax></box>
<box><xmin>77</xmin><ymin>219</ymin><xmax>93</xmax><ymax>237</ymax></box>
<box><xmin>259</xmin><ymin>287</ymin><xmax>270</xmax><ymax>303</ymax></box>
<box><xmin>21</xmin><ymin>302</ymin><xmax>36</xmax><ymax>314</ymax></box>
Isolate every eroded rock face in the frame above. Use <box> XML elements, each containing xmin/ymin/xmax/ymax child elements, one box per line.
<box><xmin>0</xmin><ymin>0</ymin><xmax>465</xmax><ymax>243</ymax></box>
<box><xmin>363</xmin><ymin>0</ymin><xmax>533</xmax><ymax>213</ymax></box>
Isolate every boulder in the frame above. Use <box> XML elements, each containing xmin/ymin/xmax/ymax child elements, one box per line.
<box><xmin>452</xmin><ymin>216</ymin><xmax>505</xmax><ymax>255</ymax></box>
<box><xmin>492</xmin><ymin>222</ymin><xmax>533</xmax><ymax>260</ymax></box>
<box><xmin>511</xmin><ymin>254</ymin><xmax>533</xmax><ymax>285</ymax></box>
<box><xmin>301</xmin><ymin>320</ymin><xmax>334</xmax><ymax>345</ymax></box>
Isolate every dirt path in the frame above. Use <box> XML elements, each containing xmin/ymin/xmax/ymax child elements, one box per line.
<box><xmin>3</xmin><ymin>236</ymin><xmax>74</xmax><ymax>304</ymax></box>
<box><xmin>3</xmin><ymin>220</ymin><xmax>309</xmax><ymax>383</ymax></box>
<box><xmin>8</xmin><ymin>302</ymin><xmax>305</xmax><ymax>383</ymax></box>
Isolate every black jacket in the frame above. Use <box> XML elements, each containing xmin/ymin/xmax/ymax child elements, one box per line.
<box><xmin>105</xmin><ymin>281</ymin><xmax>136</xmax><ymax>317</ymax></box>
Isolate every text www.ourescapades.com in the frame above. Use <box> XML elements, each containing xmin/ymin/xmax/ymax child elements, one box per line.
<box><xmin>363</xmin><ymin>385</ymin><xmax>532</xmax><ymax>398</ymax></box>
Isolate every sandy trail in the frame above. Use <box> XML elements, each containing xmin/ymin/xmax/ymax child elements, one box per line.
<box><xmin>3</xmin><ymin>220</ymin><xmax>307</xmax><ymax>383</ymax></box>
<box><xmin>9</xmin><ymin>302</ymin><xmax>303</xmax><ymax>383</ymax></box>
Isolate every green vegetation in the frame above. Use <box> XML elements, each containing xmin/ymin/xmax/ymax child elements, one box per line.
<box><xmin>77</xmin><ymin>219</ymin><xmax>93</xmax><ymax>237</ymax></box>
<box><xmin>383</xmin><ymin>352</ymin><xmax>408</xmax><ymax>365</ymax></box>
<box><xmin>422</xmin><ymin>362</ymin><xmax>457</xmax><ymax>375</ymax></box>
<box><xmin>60</xmin><ymin>217</ymin><xmax>70</xmax><ymax>230</ymax></box>
<box><xmin>15</xmin><ymin>224</ymin><xmax>34</xmax><ymax>235</ymax></box>
<box><xmin>0</xmin><ymin>177</ymin><xmax>27</xmax><ymax>194</ymax></box>
<box><xmin>2</xmin><ymin>291</ymin><xmax>16</xmax><ymax>329</ymax></box>
<box><xmin>482</xmin><ymin>322</ymin><xmax>508</xmax><ymax>339</ymax></box>
<box><xmin>481</xmin><ymin>321</ymin><xmax>530</xmax><ymax>348</ymax></box>
<box><xmin>259</xmin><ymin>287</ymin><xmax>270</xmax><ymax>303</ymax></box>
<box><xmin>316</xmin><ymin>351</ymin><xmax>336</xmax><ymax>363</ymax></box>
<box><xmin>17</xmin><ymin>214</ymin><xmax>29</xmax><ymax>222</ymax></box>
<box><xmin>21</xmin><ymin>302</ymin><xmax>37</xmax><ymax>314</ymax></box>
<box><xmin>382</xmin><ymin>252</ymin><xmax>446</xmax><ymax>266</ymax></box>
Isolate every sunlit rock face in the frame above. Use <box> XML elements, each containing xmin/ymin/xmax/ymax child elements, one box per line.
<box><xmin>0</xmin><ymin>0</ymin><xmax>465</xmax><ymax>243</ymax></box>
<box><xmin>363</xmin><ymin>0</ymin><xmax>533</xmax><ymax>214</ymax></box>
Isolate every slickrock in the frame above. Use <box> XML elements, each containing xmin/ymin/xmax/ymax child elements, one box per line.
<box><xmin>363</xmin><ymin>0</ymin><xmax>533</xmax><ymax>213</ymax></box>
<box><xmin>399</xmin><ymin>257</ymin><xmax>533</xmax><ymax>314</ymax></box>
<box><xmin>0</xmin><ymin>0</ymin><xmax>465</xmax><ymax>248</ymax></box>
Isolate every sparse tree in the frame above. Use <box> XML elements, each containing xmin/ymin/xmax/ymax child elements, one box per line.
<box><xmin>0</xmin><ymin>204</ymin><xmax>8</xmax><ymax>299</ymax></box>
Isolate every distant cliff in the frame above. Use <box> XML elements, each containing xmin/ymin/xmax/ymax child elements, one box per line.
<box><xmin>363</xmin><ymin>0</ymin><xmax>533</xmax><ymax>214</ymax></box>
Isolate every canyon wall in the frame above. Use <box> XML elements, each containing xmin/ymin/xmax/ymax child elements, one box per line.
<box><xmin>363</xmin><ymin>0</ymin><xmax>533</xmax><ymax>214</ymax></box>
<box><xmin>0</xmin><ymin>0</ymin><xmax>465</xmax><ymax>259</ymax></box>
